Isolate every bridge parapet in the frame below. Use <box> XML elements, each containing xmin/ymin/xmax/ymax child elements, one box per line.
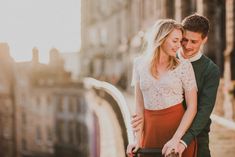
<box><xmin>84</xmin><ymin>77</ymin><xmax>134</xmax><ymax>157</ymax></box>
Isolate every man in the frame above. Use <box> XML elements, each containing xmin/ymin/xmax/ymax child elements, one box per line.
<box><xmin>131</xmin><ymin>14</ymin><xmax>220</xmax><ymax>157</ymax></box>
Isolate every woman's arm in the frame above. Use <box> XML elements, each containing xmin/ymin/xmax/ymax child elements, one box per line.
<box><xmin>127</xmin><ymin>82</ymin><xmax>145</xmax><ymax>157</ymax></box>
<box><xmin>162</xmin><ymin>88</ymin><xmax>197</xmax><ymax>155</ymax></box>
<box><xmin>173</xmin><ymin>88</ymin><xmax>197</xmax><ymax>140</ymax></box>
<box><xmin>133</xmin><ymin>82</ymin><xmax>145</xmax><ymax>151</ymax></box>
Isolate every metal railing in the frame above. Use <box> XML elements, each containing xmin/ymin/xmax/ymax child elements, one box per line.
<box><xmin>133</xmin><ymin>148</ymin><xmax>179</xmax><ymax>157</ymax></box>
<box><xmin>133</xmin><ymin>148</ymin><xmax>162</xmax><ymax>157</ymax></box>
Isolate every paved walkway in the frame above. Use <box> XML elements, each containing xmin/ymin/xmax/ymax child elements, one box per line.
<box><xmin>210</xmin><ymin>121</ymin><xmax>235</xmax><ymax>157</ymax></box>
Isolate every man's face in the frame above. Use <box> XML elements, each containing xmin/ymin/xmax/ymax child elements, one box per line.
<box><xmin>181</xmin><ymin>30</ymin><xmax>207</xmax><ymax>58</ymax></box>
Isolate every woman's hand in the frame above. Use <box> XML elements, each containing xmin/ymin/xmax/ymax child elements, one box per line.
<box><xmin>126</xmin><ymin>142</ymin><xmax>140</xmax><ymax>157</ymax></box>
<box><xmin>162</xmin><ymin>138</ymin><xmax>180</xmax><ymax>157</ymax></box>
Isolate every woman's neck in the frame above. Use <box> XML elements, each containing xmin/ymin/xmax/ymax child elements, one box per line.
<box><xmin>158</xmin><ymin>50</ymin><xmax>169</xmax><ymax>65</ymax></box>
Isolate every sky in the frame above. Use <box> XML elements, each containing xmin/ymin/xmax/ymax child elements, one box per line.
<box><xmin>0</xmin><ymin>0</ymin><xmax>81</xmax><ymax>63</ymax></box>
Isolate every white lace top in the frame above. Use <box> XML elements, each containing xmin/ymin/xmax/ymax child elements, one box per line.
<box><xmin>132</xmin><ymin>57</ymin><xmax>197</xmax><ymax>110</ymax></box>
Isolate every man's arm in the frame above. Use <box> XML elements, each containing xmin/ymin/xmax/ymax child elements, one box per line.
<box><xmin>181</xmin><ymin>65</ymin><xmax>220</xmax><ymax>145</ymax></box>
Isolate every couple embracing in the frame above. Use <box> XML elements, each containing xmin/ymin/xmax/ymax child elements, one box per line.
<box><xmin>126</xmin><ymin>13</ymin><xmax>220</xmax><ymax>157</ymax></box>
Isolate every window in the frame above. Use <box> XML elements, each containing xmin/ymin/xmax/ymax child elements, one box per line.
<box><xmin>22</xmin><ymin>113</ymin><xmax>27</xmax><ymax>125</ymax></box>
<box><xmin>57</xmin><ymin>97</ymin><xmax>64</xmax><ymax>112</ymax></box>
<box><xmin>56</xmin><ymin>120</ymin><xmax>65</xmax><ymax>143</ymax></box>
<box><xmin>68</xmin><ymin>121</ymin><xmax>74</xmax><ymax>144</ymax></box>
<box><xmin>47</xmin><ymin>126</ymin><xmax>53</xmax><ymax>142</ymax></box>
<box><xmin>22</xmin><ymin>138</ymin><xmax>27</xmax><ymax>150</ymax></box>
<box><xmin>68</xmin><ymin>97</ymin><xmax>76</xmax><ymax>113</ymax></box>
<box><xmin>77</xmin><ymin>97</ymin><xmax>83</xmax><ymax>113</ymax></box>
<box><xmin>36</xmin><ymin>126</ymin><xmax>42</xmax><ymax>143</ymax></box>
<box><xmin>36</xmin><ymin>96</ymin><xmax>41</xmax><ymax>108</ymax></box>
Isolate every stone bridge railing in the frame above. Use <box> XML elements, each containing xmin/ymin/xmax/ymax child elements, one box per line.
<box><xmin>83</xmin><ymin>77</ymin><xmax>134</xmax><ymax>157</ymax></box>
<box><xmin>212</xmin><ymin>79</ymin><xmax>235</xmax><ymax>130</ymax></box>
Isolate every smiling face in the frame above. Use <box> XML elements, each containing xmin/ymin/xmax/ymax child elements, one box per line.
<box><xmin>161</xmin><ymin>28</ymin><xmax>183</xmax><ymax>57</ymax></box>
<box><xmin>181</xmin><ymin>30</ymin><xmax>207</xmax><ymax>58</ymax></box>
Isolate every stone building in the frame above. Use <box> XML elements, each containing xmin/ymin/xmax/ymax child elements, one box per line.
<box><xmin>54</xmin><ymin>86</ymin><xmax>89</xmax><ymax>157</ymax></box>
<box><xmin>60</xmin><ymin>52</ymin><xmax>81</xmax><ymax>81</ymax></box>
<box><xmin>81</xmin><ymin>0</ymin><xmax>131</xmax><ymax>90</ymax></box>
<box><xmin>0</xmin><ymin>45</ymin><xmax>89</xmax><ymax>157</ymax></box>
<box><xmin>80</xmin><ymin>0</ymin><xmax>235</xmax><ymax>89</ymax></box>
<box><xmin>0</xmin><ymin>43</ymin><xmax>15</xmax><ymax>157</ymax></box>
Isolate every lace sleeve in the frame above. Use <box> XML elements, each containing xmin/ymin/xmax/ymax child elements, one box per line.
<box><xmin>131</xmin><ymin>57</ymin><xmax>141</xmax><ymax>86</ymax></box>
<box><xmin>181</xmin><ymin>61</ymin><xmax>198</xmax><ymax>91</ymax></box>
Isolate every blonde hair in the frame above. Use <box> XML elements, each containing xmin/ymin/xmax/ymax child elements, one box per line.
<box><xmin>144</xmin><ymin>19</ymin><xmax>183</xmax><ymax>79</ymax></box>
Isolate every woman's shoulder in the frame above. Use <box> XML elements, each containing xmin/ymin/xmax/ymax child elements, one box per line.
<box><xmin>174</xmin><ymin>59</ymin><xmax>193</xmax><ymax>73</ymax></box>
<box><xmin>133</xmin><ymin>56</ymin><xmax>150</xmax><ymax>74</ymax></box>
<box><xmin>178</xmin><ymin>58</ymin><xmax>192</xmax><ymax>67</ymax></box>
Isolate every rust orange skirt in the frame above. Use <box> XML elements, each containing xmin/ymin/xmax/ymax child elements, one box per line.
<box><xmin>141</xmin><ymin>103</ymin><xmax>197</xmax><ymax>157</ymax></box>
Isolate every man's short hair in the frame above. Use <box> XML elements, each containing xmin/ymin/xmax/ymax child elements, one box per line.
<box><xmin>182</xmin><ymin>13</ymin><xmax>210</xmax><ymax>39</ymax></box>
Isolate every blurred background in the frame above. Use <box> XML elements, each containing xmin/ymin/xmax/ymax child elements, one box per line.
<box><xmin>0</xmin><ymin>0</ymin><xmax>235</xmax><ymax>157</ymax></box>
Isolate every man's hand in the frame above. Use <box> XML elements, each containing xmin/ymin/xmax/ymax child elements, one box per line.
<box><xmin>131</xmin><ymin>114</ymin><xmax>143</xmax><ymax>132</ymax></box>
<box><xmin>177</xmin><ymin>142</ymin><xmax>186</xmax><ymax>157</ymax></box>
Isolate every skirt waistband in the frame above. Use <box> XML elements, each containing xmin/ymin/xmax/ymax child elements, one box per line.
<box><xmin>144</xmin><ymin>103</ymin><xmax>183</xmax><ymax>115</ymax></box>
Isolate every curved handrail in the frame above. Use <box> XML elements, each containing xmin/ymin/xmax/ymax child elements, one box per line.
<box><xmin>83</xmin><ymin>77</ymin><xmax>135</xmax><ymax>143</ymax></box>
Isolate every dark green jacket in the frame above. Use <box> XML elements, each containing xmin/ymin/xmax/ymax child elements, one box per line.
<box><xmin>182</xmin><ymin>54</ymin><xmax>220</xmax><ymax>145</ymax></box>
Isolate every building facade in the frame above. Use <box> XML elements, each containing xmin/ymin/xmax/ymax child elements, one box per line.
<box><xmin>81</xmin><ymin>0</ymin><xmax>235</xmax><ymax>89</ymax></box>
<box><xmin>0</xmin><ymin>45</ymin><xmax>90</xmax><ymax>157</ymax></box>
<box><xmin>0</xmin><ymin>43</ymin><xmax>15</xmax><ymax>157</ymax></box>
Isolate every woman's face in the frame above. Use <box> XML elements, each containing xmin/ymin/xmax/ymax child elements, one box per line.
<box><xmin>161</xmin><ymin>28</ymin><xmax>182</xmax><ymax>57</ymax></box>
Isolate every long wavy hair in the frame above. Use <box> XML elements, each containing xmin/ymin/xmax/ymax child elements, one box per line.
<box><xmin>143</xmin><ymin>19</ymin><xmax>183</xmax><ymax>79</ymax></box>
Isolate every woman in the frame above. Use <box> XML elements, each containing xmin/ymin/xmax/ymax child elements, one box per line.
<box><xmin>126</xmin><ymin>19</ymin><xmax>197</xmax><ymax>157</ymax></box>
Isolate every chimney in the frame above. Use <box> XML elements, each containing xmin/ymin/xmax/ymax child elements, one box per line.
<box><xmin>0</xmin><ymin>43</ymin><xmax>10</xmax><ymax>60</ymax></box>
<box><xmin>49</xmin><ymin>48</ymin><xmax>59</xmax><ymax>65</ymax></box>
<box><xmin>32</xmin><ymin>47</ymin><xmax>39</xmax><ymax>64</ymax></box>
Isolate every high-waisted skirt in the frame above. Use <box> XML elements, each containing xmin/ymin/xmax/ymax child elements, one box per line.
<box><xmin>141</xmin><ymin>103</ymin><xmax>197</xmax><ymax>157</ymax></box>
